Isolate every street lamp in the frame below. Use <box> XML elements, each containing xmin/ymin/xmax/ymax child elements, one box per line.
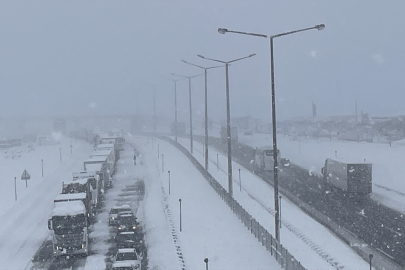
<box><xmin>198</xmin><ymin>53</ymin><xmax>256</xmax><ymax>197</ymax></box>
<box><xmin>181</xmin><ymin>60</ymin><xmax>223</xmax><ymax>170</ymax></box>
<box><xmin>143</xmin><ymin>83</ymin><xmax>157</xmax><ymax>134</ymax></box>
<box><xmin>162</xmin><ymin>77</ymin><xmax>187</xmax><ymax>142</ymax></box>
<box><xmin>218</xmin><ymin>24</ymin><xmax>325</xmax><ymax>241</ymax></box>
<box><xmin>171</xmin><ymin>72</ymin><xmax>204</xmax><ymax>154</ymax></box>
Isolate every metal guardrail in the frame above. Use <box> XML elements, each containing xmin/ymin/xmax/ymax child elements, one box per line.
<box><xmin>161</xmin><ymin>136</ymin><xmax>306</xmax><ymax>270</ymax></box>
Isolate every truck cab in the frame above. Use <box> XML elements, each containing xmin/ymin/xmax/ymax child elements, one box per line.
<box><xmin>48</xmin><ymin>201</ymin><xmax>89</xmax><ymax>257</ymax></box>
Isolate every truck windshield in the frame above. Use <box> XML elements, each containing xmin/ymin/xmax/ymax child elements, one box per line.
<box><xmin>62</xmin><ymin>183</ymin><xmax>87</xmax><ymax>193</ymax></box>
<box><xmin>117</xmin><ymin>252</ymin><xmax>138</xmax><ymax>261</ymax></box>
<box><xmin>52</xmin><ymin>214</ymin><xmax>86</xmax><ymax>234</ymax></box>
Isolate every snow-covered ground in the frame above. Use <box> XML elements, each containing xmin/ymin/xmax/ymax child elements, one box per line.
<box><xmin>0</xmin><ymin>135</ymin><xmax>94</xmax><ymax>269</ymax></box>
<box><xmin>0</xmin><ymin>130</ymin><xmax>398</xmax><ymax>269</ymax></box>
<box><xmin>173</xmin><ymin>135</ymin><xmax>370</xmax><ymax>270</ymax></box>
<box><xmin>127</xmin><ymin>136</ymin><xmax>283</xmax><ymax>270</ymax></box>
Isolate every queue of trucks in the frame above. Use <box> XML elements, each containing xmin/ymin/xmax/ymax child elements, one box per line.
<box><xmin>47</xmin><ymin>132</ymin><xmax>125</xmax><ymax>257</ymax></box>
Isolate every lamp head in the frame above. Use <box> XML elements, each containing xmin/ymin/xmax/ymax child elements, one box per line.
<box><xmin>218</xmin><ymin>28</ymin><xmax>228</xmax><ymax>34</ymax></box>
<box><xmin>197</xmin><ymin>55</ymin><xmax>205</xmax><ymax>59</ymax></box>
<box><xmin>315</xmin><ymin>24</ymin><xmax>325</xmax><ymax>31</ymax></box>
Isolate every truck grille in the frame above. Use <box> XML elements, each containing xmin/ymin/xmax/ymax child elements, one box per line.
<box><xmin>55</xmin><ymin>233</ymin><xmax>83</xmax><ymax>248</ymax></box>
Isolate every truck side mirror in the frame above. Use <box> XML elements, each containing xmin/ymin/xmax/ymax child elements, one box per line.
<box><xmin>48</xmin><ymin>219</ymin><xmax>52</xmax><ymax>230</ymax></box>
<box><xmin>321</xmin><ymin>167</ymin><xmax>325</xmax><ymax>175</ymax></box>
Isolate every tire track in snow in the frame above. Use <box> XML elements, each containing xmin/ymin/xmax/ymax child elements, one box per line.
<box><xmin>160</xmin><ymin>185</ymin><xmax>187</xmax><ymax>270</ymax></box>
<box><xmin>247</xmin><ymin>192</ymin><xmax>346</xmax><ymax>270</ymax></box>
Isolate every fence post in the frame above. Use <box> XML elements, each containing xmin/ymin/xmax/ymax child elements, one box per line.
<box><xmin>270</xmin><ymin>236</ymin><xmax>273</xmax><ymax>256</ymax></box>
<box><xmin>275</xmin><ymin>241</ymin><xmax>278</xmax><ymax>260</ymax></box>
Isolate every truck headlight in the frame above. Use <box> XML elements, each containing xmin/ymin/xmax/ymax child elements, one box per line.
<box><xmin>132</xmin><ymin>226</ymin><xmax>136</xmax><ymax>229</ymax></box>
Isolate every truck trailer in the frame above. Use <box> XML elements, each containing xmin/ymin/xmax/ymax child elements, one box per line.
<box><xmin>321</xmin><ymin>158</ymin><xmax>372</xmax><ymax>196</ymax></box>
<box><xmin>62</xmin><ymin>178</ymin><xmax>94</xmax><ymax>217</ymax></box>
<box><xmin>253</xmin><ymin>146</ymin><xmax>281</xmax><ymax>172</ymax></box>
<box><xmin>48</xmin><ymin>200</ymin><xmax>89</xmax><ymax>257</ymax></box>
<box><xmin>96</xmin><ymin>143</ymin><xmax>119</xmax><ymax>163</ymax></box>
<box><xmin>84</xmin><ymin>160</ymin><xmax>111</xmax><ymax>189</ymax></box>
<box><xmin>90</xmin><ymin>150</ymin><xmax>115</xmax><ymax>177</ymax></box>
<box><xmin>73</xmin><ymin>171</ymin><xmax>103</xmax><ymax>208</ymax></box>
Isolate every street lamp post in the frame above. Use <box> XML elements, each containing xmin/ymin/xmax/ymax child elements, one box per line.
<box><xmin>218</xmin><ymin>24</ymin><xmax>325</xmax><ymax>241</ymax></box>
<box><xmin>162</xmin><ymin>77</ymin><xmax>187</xmax><ymax>142</ymax></box>
<box><xmin>143</xmin><ymin>83</ymin><xmax>157</xmax><ymax>134</ymax></box>
<box><xmin>153</xmin><ymin>87</ymin><xmax>156</xmax><ymax>134</ymax></box>
<box><xmin>198</xmin><ymin>53</ymin><xmax>256</xmax><ymax>197</ymax></box>
<box><xmin>171</xmin><ymin>73</ymin><xmax>204</xmax><ymax>154</ymax></box>
<box><xmin>181</xmin><ymin>60</ymin><xmax>223</xmax><ymax>170</ymax></box>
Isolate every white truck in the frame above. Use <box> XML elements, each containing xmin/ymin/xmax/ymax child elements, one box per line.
<box><xmin>84</xmin><ymin>159</ymin><xmax>112</xmax><ymax>188</ymax></box>
<box><xmin>73</xmin><ymin>171</ymin><xmax>103</xmax><ymax>208</ymax></box>
<box><xmin>90</xmin><ymin>150</ymin><xmax>115</xmax><ymax>177</ymax></box>
<box><xmin>96</xmin><ymin>143</ymin><xmax>119</xmax><ymax>163</ymax></box>
<box><xmin>48</xmin><ymin>200</ymin><xmax>89</xmax><ymax>257</ymax></box>
<box><xmin>253</xmin><ymin>146</ymin><xmax>281</xmax><ymax>172</ymax></box>
<box><xmin>62</xmin><ymin>178</ymin><xmax>94</xmax><ymax>218</ymax></box>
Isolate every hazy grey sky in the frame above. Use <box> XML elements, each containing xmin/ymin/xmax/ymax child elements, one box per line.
<box><xmin>1</xmin><ymin>1</ymin><xmax>404</xmax><ymax>122</ymax></box>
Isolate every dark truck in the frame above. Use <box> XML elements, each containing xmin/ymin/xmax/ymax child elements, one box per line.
<box><xmin>321</xmin><ymin>158</ymin><xmax>372</xmax><ymax>197</ymax></box>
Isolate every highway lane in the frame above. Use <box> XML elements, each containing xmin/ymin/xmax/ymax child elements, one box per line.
<box><xmin>194</xmin><ymin>134</ymin><xmax>405</xmax><ymax>267</ymax></box>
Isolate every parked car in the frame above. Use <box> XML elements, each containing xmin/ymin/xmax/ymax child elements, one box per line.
<box><xmin>116</xmin><ymin>231</ymin><xmax>143</xmax><ymax>249</ymax></box>
<box><xmin>117</xmin><ymin>213</ymin><xmax>139</xmax><ymax>233</ymax></box>
<box><xmin>111</xmin><ymin>260</ymin><xmax>139</xmax><ymax>270</ymax></box>
<box><xmin>109</xmin><ymin>205</ymin><xmax>132</xmax><ymax>226</ymax></box>
<box><xmin>112</xmin><ymin>248</ymin><xmax>142</xmax><ymax>270</ymax></box>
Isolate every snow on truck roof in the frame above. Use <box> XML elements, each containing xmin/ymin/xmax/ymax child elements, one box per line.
<box><xmin>101</xmin><ymin>135</ymin><xmax>118</xmax><ymax>139</ymax></box>
<box><xmin>97</xmin><ymin>143</ymin><xmax>115</xmax><ymax>148</ymax></box>
<box><xmin>52</xmin><ymin>201</ymin><xmax>86</xmax><ymax>216</ymax></box>
<box><xmin>64</xmin><ymin>178</ymin><xmax>88</xmax><ymax>185</ymax></box>
<box><xmin>85</xmin><ymin>156</ymin><xmax>108</xmax><ymax>163</ymax></box>
<box><xmin>54</xmin><ymin>193</ymin><xmax>86</xmax><ymax>201</ymax></box>
<box><xmin>326</xmin><ymin>157</ymin><xmax>371</xmax><ymax>165</ymax></box>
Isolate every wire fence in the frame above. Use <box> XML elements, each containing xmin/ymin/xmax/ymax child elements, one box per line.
<box><xmin>162</xmin><ymin>136</ymin><xmax>306</xmax><ymax>270</ymax></box>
